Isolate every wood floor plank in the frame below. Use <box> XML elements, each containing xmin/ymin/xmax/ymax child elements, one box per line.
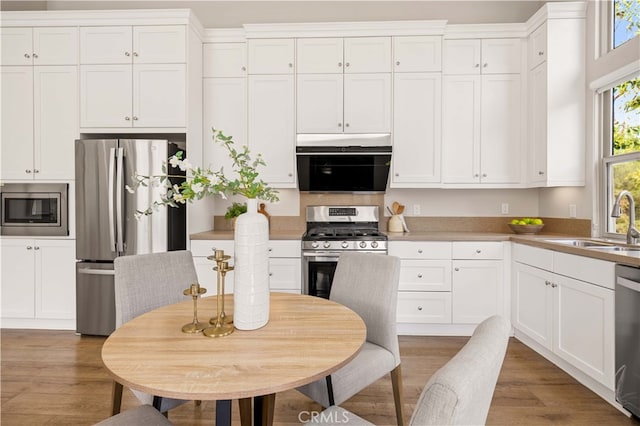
<box><xmin>1</xmin><ymin>330</ymin><xmax>636</xmax><ymax>425</ymax></box>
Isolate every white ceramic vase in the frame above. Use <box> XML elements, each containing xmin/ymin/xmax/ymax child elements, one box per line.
<box><xmin>233</xmin><ymin>198</ymin><xmax>270</xmax><ymax>330</ymax></box>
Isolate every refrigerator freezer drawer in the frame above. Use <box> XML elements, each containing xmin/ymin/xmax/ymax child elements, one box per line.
<box><xmin>76</xmin><ymin>262</ymin><xmax>116</xmax><ymax>336</ymax></box>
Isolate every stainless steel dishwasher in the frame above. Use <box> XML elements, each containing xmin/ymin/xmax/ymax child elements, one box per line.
<box><xmin>615</xmin><ymin>264</ymin><xmax>640</xmax><ymax>418</ymax></box>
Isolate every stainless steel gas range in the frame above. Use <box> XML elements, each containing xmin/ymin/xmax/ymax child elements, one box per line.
<box><xmin>301</xmin><ymin>205</ymin><xmax>387</xmax><ymax>298</ymax></box>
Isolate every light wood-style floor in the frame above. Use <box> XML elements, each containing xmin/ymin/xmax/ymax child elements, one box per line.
<box><xmin>1</xmin><ymin>329</ymin><xmax>637</xmax><ymax>425</ymax></box>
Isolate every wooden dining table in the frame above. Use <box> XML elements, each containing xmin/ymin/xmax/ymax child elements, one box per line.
<box><xmin>101</xmin><ymin>292</ymin><xmax>366</xmax><ymax>425</ymax></box>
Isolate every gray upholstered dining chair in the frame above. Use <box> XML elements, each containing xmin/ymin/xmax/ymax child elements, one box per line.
<box><xmin>297</xmin><ymin>252</ymin><xmax>405</xmax><ymax>425</ymax></box>
<box><xmin>308</xmin><ymin>315</ymin><xmax>511</xmax><ymax>426</ymax></box>
<box><xmin>95</xmin><ymin>405</ymin><xmax>172</xmax><ymax>426</ymax></box>
<box><xmin>111</xmin><ymin>250</ymin><xmax>199</xmax><ymax>416</ymax></box>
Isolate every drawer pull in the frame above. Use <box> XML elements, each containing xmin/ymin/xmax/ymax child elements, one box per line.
<box><xmin>454</xmin><ymin>267</ymin><xmax>460</xmax><ymax>272</ymax></box>
<box><xmin>545</xmin><ymin>280</ymin><xmax>551</xmax><ymax>286</ymax></box>
<box><xmin>476</xmin><ymin>249</ymin><xmax>481</xmax><ymax>254</ymax></box>
<box><xmin>417</xmin><ymin>306</ymin><xmax>423</xmax><ymax>311</ymax></box>
<box><xmin>418</xmin><ymin>249</ymin><xmax>423</xmax><ymax>254</ymax></box>
<box><xmin>551</xmin><ymin>283</ymin><xmax>558</xmax><ymax>288</ymax></box>
<box><xmin>417</xmin><ymin>273</ymin><xmax>423</xmax><ymax>278</ymax></box>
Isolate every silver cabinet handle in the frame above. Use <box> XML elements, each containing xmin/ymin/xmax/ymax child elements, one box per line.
<box><xmin>34</xmin><ymin>246</ymin><xmax>40</xmax><ymax>250</ymax></box>
<box><xmin>269</xmin><ymin>272</ymin><xmax>273</xmax><ymax>277</ymax></box>
<box><xmin>345</xmin><ymin>123</ymin><xmax>350</xmax><ymax>127</ymax></box>
<box><xmin>475</xmin><ymin>63</ymin><xmax>480</xmax><ymax>68</ymax></box>
<box><xmin>125</xmin><ymin>116</ymin><xmax>131</xmax><ymax>121</ymax></box>
<box><xmin>25</xmin><ymin>169</ymin><xmax>32</xmax><ymax>173</ymax></box>
<box><xmin>133</xmin><ymin>52</ymin><xmax>138</xmax><ymax>57</ymax></box>
<box><xmin>24</xmin><ymin>53</ymin><xmax>30</xmax><ymax>58</ymax></box>
<box><xmin>26</xmin><ymin>246</ymin><xmax>33</xmax><ymax>250</ymax></box>
<box><xmin>476</xmin><ymin>249</ymin><xmax>481</xmax><ymax>253</ymax></box>
<box><xmin>125</xmin><ymin>52</ymin><xmax>130</xmax><ymax>57</ymax></box>
<box><xmin>395</xmin><ymin>173</ymin><xmax>399</xmax><ymax>177</ymax></box>
<box><xmin>338</xmin><ymin>62</ymin><xmax>342</xmax><ymax>67</ymax></box>
<box><xmin>33</xmin><ymin>53</ymin><xmax>38</xmax><ymax>59</ymax></box>
<box><xmin>545</xmin><ymin>280</ymin><xmax>551</xmax><ymax>286</ymax></box>
<box><xmin>482</xmin><ymin>173</ymin><xmax>487</xmax><ymax>177</ymax></box>
<box><xmin>474</xmin><ymin>173</ymin><xmax>479</xmax><ymax>178</ymax></box>
<box><xmin>288</xmin><ymin>173</ymin><xmax>293</xmax><ymax>177</ymax></box>
<box><xmin>418</xmin><ymin>249</ymin><xmax>423</xmax><ymax>254</ymax></box>
<box><xmin>483</xmin><ymin>63</ymin><xmax>488</xmax><ymax>68</ymax></box>
<box><xmin>241</xmin><ymin>66</ymin><xmax>246</xmax><ymax>71</ymax></box>
<box><xmin>454</xmin><ymin>267</ymin><xmax>460</xmax><ymax>271</ymax></box>
<box><xmin>417</xmin><ymin>306</ymin><xmax>423</xmax><ymax>311</ymax></box>
<box><xmin>33</xmin><ymin>169</ymin><xmax>39</xmax><ymax>173</ymax></box>
<box><xmin>417</xmin><ymin>273</ymin><xmax>423</xmax><ymax>278</ymax></box>
<box><xmin>538</xmin><ymin>171</ymin><xmax>545</xmax><ymax>175</ymax></box>
<box><xmin>338</xmin><ymin>123</ymin><xmax>342</xmax><ymax>127</ymax></box>
<box><xmin>288</xmin><ymin>63</ymin><xmax>293</xmax><ymax>68</ymax></box>
<box><xmin>132</xmin><ymin>116</ymin><xmax>138</xmax><ymax>121</ymax></box>
<box><xmin>551</xmin><ymin>283</ymin><xmax>558</xmax><ymax>288</ymax></box>
<box><xmin>396</xmin><ymin>61</ymin><xmax>400</xmax><ymax>66</ymax></box>
<box><xmin>538</xmin><ymin>51</ymin><xmax>544</xmax><ymax>56</ymax></box>
<box><xmin>345</xmin><ymin>62</ymin><xmax>350</xmax><ymax>67</ymax></box>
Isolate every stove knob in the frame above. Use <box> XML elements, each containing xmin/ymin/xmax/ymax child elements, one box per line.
<box><xmin>371</xmin><ymin>241</ymin><xmax>379</xmax><ymax>249</ymax></box>
<box><xmin>341</xmin><ymin>241</ymin><xmax>349</xmax><ymax>249</ymax></box>
<box><xmin>359</xmin><ymin>241</ymin><xmax>367</xmax><ymax>249</ymax></box>
<box><xmin>311</xmin><ymin>242</ymin><xmax>319</xmax><ymax>249</ymax></box>
<box><xmin>323</xmin><ymin>242</ymin><xmax>331</xmax><ymax>249</ymax></box>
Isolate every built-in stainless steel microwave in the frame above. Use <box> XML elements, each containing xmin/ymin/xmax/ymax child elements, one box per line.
<box><xmin>0</xmin><ymin>183</ymin><xmax>69</xmax><ymax>236</ymax></box>
<box><xmin>296</xmin><ymin>134</ymin><xmax>392</xmax><ymax>193</ymax></box>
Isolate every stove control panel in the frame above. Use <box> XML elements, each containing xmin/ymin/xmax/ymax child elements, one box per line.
<box><xmin>302</xmin><ymin>240</ymin><xmax>388</xmax><ymax>251</ymax></box>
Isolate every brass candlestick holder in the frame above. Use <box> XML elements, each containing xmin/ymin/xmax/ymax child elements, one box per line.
<box><xmin>203</xmin><ymin>249</ymin><xmax>234</xmax><ymax>338</ymax></box>
<box><xmin>181</xmin><ymin>283</ymin><xmax>207</xmax><ymax>333</ymax></box>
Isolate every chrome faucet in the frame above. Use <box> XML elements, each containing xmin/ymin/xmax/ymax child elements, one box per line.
<box><xmin>611</xmin><ymin>190</ymin><xmax>640</xmax><ymax>245</ymax></box>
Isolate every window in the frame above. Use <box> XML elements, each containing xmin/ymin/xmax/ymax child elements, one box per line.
<box><xmin>613</xmin><ymin>0</ymin><xmax>640</xmax><ymax>48</ymax></box>
<box><xmin>603</xmin><ymin>76</ymin><xmax>640</xmax><ymax>236</ymax></box>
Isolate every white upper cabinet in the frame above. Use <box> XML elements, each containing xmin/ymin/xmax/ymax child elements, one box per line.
<box><xmin>79</xmin><ymin>25</ymin><xmax>187</xmax><ymax>128</ymax></box>
<box><xmin>1</xmin><ymin>67</ymin><xmax>34</xmax><ymax>180</ymax></box>
<box><xmin>203</xmin><ymin>42</ymin><xmax>247</xmax><ymax>77</ymax></box>
<box><xmin>391</xmin><ymin>72</ymin><xmax>441</xmax><ymax>186</ymax></box>
<box><xmin>80</xmin><ymin>25</ymin><xmax>185</xmax><ymax>64</ymax></box>
<box><xmin>393</xmin><ymin>36</ymin><xmax>442</xmax><ymax>72</ymax></box>
<box><xmin>296</xmin><ymin>74</ymin><xmax>344</xmax><ymax>133</ymax></box>
<box><xmin>1</xmin><ymin>27</ymin><xmax>77</xmax><ymax>65</ymax></box>
<box><xmin>247</xmin><ymin>39</ymin><xmax>295</xmax><ymax>74</ymax></box>
<box><xmin>343</xmin><ymin>37</ymin><xmax>391</xmax><ymax>73</ymax></box>
<box><xmin>296</xmin><ymin>38</ymin><xmax>344</xmax><ymax>73</ymax></box>
<box><xmin>443</xmin><ymin>38</ymin><xmax>521</xmax><ymax>75</ymax></box>
<box><xmin>527</xmin><ymin>17</ymin><xmax>585</xmax><ymax>187</ymax></box>
<box><xmin>343</xmin><ymin>73</ymin><xmax>391</xmax><ymax>133</ymax></box>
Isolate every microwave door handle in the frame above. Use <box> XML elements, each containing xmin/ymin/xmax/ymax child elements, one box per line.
<box><xmin>108</xmin><ymin>147</ymin><xmax>117</xmax><ymax>252</ymax></box>
<box><xmin>115</xmin><ymin>147</ymin><xmax>125</xmax><ymax>254</ymax></box>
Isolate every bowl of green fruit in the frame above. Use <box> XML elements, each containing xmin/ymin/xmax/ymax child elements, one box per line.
<box><xmin>508</xmin><ymin>218</ymin><xmax>544</xmax><ymax>234</ymax></box>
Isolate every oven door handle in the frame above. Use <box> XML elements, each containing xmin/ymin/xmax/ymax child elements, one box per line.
<box><xmin>302</xmin><ymin>252</ymin><xmax>343</xmax><ymax>259</ymax></box>
<box><xmin>617</xmin><ymin>276</ymin><xmax>640</xmax><ymax>293</ymax></box>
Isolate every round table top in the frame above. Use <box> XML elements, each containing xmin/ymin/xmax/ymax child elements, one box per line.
<box><xmin>101</xmin><ymin>292</ymin><xmax>366</xmax><ymax>400</ymax></box>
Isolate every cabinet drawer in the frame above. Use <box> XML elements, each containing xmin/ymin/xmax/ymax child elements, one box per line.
<box><xmin>388</xmin><ymin>241</ymin><xmax>451</xmax><ymax>259</ymax></box>
<box><xmin>512</xmin><ymin>243</ymin><xmax>553</xmax><ymax>271</ymax></box>
<box><xmin>190</xmin><ymin>240</ymin><xmax>234</xmax><ymax>257</ymax></box>
<box><xmin>397</xmin><ymin>292</ymin><xmax>452</xmax><ymax>323</ymax></box>
<box><xmin>553</xmin><ymin>252</ymin><xmax>615</xmax><ymax>290</ymax></box>
<box><xmin>268</xmin><ymin>240</ymin><xmax>301</xmax><ymax>258</ymax></box>
<box><xmin>398</xmin><ymin>259</ymin><xmax>451</xmax><ymax>291</ymax></box>
<box><xmin>452</xmin><ymin>241</ymin><xmax>503</xmax><ymax>259</ymax></box>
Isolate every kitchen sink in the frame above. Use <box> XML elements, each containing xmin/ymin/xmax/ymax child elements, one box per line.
<box><xmin>587</xmin><ymin>246</ymin><xmax>640</xmax><ymax>252</ymax></box>
<box><xmin>543</xmin><ymin>238</ymin><xmax>615</xmax><ymax>248</ymax></box>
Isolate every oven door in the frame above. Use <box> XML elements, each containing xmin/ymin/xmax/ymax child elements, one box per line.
<box><xmin>302</xmin><ymin>252</ymin><xmax>341</xmax><ymax>299</ymax></box>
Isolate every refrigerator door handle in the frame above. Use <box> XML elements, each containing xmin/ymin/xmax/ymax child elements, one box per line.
<box><xmin>108</xmin><ymin>147</ymin><xmax>117</xmax><ymax>252</ymax></box>
<box><xmin>116</xmin><ymin>147</ymin><xmax>125</xmax><ymax>254</ymax></box>
<box><xmin>78</xmin><ymin>268</ymin><xmax>115</xmax><ymax>276</ymax></box>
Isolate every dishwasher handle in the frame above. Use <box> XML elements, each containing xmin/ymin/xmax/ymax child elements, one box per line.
<box><xmin>617</xmin><ymin>276</ymin><xmax>640</xmax><ymax>293</ymax></box>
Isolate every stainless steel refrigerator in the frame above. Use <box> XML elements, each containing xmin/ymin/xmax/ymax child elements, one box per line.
<box><xmin>75</xmin><ymin>138</ymin><xmax>186</xmax><ymax>336</ymax></box>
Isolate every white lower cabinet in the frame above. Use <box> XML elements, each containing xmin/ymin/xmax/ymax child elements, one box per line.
<box><xmin>512</xmin><ymin>244</ymin><xmax>615</xmax><ymax>389</ymax></box>
<box><xmin>190</xmin><ymin>239</ymin><xmax>301</xmax><ymax>295</ymax></box>
<box><xmin>1</xmin><ymin>239</ymin><xmax>76</xmax><ymax>325</ymax></box>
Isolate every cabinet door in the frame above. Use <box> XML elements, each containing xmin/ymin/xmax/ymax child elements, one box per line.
<box><xmin>343</xmin><ymin>73</ymin><xmax>391</xmax><ymax>133</ymax></box>
<box><xmin>529</xmin><ymin>23</ymin><xmax>547</xmax><ymax>69</ymax></box>
<box><xmin>443</xmin><ymin>39</ymin><xmax>480</xmax><ymax>75</ymax></box>
<box><xmin>529</xmin><ymin>64</ymin><xmax>547</xmax><ymax>184</ymax></box>
<box><xmin>80</xmin><ymin>26</ymin><xmax>132</xmax><ymax>64</ymax></box>
<box><xmin>269</xmin><ymin>258</ymin><xmax>302</xmax><ymax>293</ymax></box>
<box><xmin>34</xmin><ymin>66</ymin><xmax>78</xmax><ymax>180</ymax></box>
<box><xmin>296</xmin><ymin>38</ymin><xmax>343</xmax><ymax>74</ymax></box>
<box><xmin>1</xmin><ymin>239</ymin><xmax>35</xmax><ymax>318</ymax></box>
<box><xmin>441</xmin><ymin>75</ymin><xmax>481</xmax><ymax>183</ymax></box>
<box><xmin>393</xmin><ymin>36</ymin><xmax>442</xmax><ymax>72</ymax></box>
<box><xmin>481</xmin><ymin>39</ymin><xmax>521</xmax><ymax>74</ymax></box>
<box><xmin>203</xmin><ymin>43</ymin><xmax>247</xmax><ymax>78</ymax></box>
<box><xmin>0</xmin><ymin>27</ymin><xmax>33</xmax><ymax>65</ymax></box>
<box><xmin>248</xmin><ymin>74</ymin><xmax>296</xmax><ymax>187</ymax></box>
<box><xmin>343</xmin><ymin>37</ymin><xmax>391</xmax><ymax>73</ymax></box>
<box><xmin>296</xmin><ymin>74</ymin><xmax>344</xmax><ymax>134</ymax></box>
<box><xmin>480</xmin><ymin>74</ymin><xmax>521</xmax><ymax>183</ymax></box>
<box><xmin>452</xmin><ymin>260</ymin><xmax>503</xmax><ymax>324</ymax></box>
<box><xmin>133</xmin><ymin>64</ymin><xmax>186</xmax><ymax>127</ymax></box>
<box><xmin>554</xmin><ymin>275</ymin><xmax>614</xmax><ymax>388</ymax></box>
<box><xmin>133</xmin><ymin>25</ymin><xmax>186</xmax><ymax>64</ymax></box>
<box><xmin>512</xmin><ymin>262</ymin><xmax>553</xmax><ymax>351</ymax></box>
<box><xmin>33</xmin><ymin>27</ymin><xmax>78</xmax><ymax>65</ymax></box>
<box><xmin>392</xmin><ymin>72</ymin><xmax>441</xmax><ymax>186</ymax></box>
<box><xmin>36</xmin><ymin>239</ymin><xmax>76</xmax><ymax>319</ymax></box>
<box><xmin>248</xmin><ymin>39</ymin><xmax>295</xmax><ymax>74</ymax></box>
<box><xmin>80</xmin><ymin>64</ymin><xmax>132</xmax><ymax>127</ymax></box>
<box><xmin>1</xmin><ymin>66</ymin><xmax>34</xmax><ymax>180</ymax></box>
<box><xmin>203</xmin><ymin>77</ymin><xmax>247</xmax><ymax>172</ymax></box>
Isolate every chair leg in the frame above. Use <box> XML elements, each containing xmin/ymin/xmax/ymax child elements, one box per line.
<box><xmin>326</xmin><ymin>375</ymin><xmax>335</xmax><ymax>406</ymax></box>
<box><xmin>391</xmin><ymin>364</ymin><xmax>406</xmax><ymax>426</ymax></box>
<box><xmin>111</xmin><ymin>381</ymin><xmax>123</xmax><ymax>416</ymax></box>
<box><xmin>261</xmin><ymin>393</ymin><xmax>276</xmax><ymax>425</ymax></box>
<box><xmin>238</xmin><ymin>398</ymin><xmax>252</xmax><ymax>426</ymax></box>
<box><xmin>195</xmin><ymin>400</ymin><xmax>202</xmax><ymax>406</ymax></box>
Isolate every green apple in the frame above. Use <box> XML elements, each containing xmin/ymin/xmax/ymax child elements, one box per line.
<box><xmin>532</xmin><ymin>218</ymin><xmax>543</xmax><ymax>225</ymax></box>
<box><xmin>517</xmin><ymin>220</ymin><xmax>527</xmax><ymax>225</ymax></box>
<box><xmin>510</xmin><ymin>219</ymin><xmax>520</xmax><ymax>225</ymax></box>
